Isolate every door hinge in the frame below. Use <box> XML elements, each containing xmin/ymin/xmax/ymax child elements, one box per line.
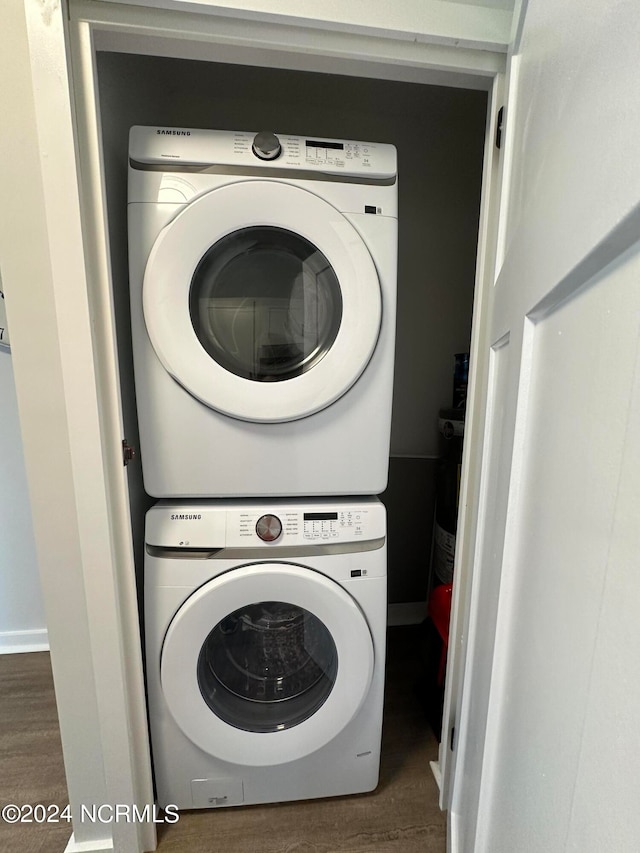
<box><xmin>450</xmin><ymin>725</ymin><xmax>456</xmax><ymax>751</ymax></box>
<box><xmin>496</xmin><ymin>106</ymin><xmax>504</xmax><ymax>150</ymax></box>
<box><xmin>122</xmin><ymin>439</ymin><xmax>136</xmax><ymax>466</ymax></box>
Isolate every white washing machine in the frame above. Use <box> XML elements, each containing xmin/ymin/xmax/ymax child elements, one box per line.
<box><xmin>128</xmin><ymin>126</ymin><xmax>397</xmax><ymax>497</ymax></box>
<box><xmin>145</xmin><ymin>497</ymin><xmax>387</xmax><ymax>810</ymax></box>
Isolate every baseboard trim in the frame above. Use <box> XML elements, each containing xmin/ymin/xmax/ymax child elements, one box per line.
<box><xmin>64</xmin><ymin>834</ymin><xmax>114</xmax><ymax>853</ymax></box>
<box><xmin>387</xmin><ymin>601</ymin><xmax>426</xmax><ymax>626</ymax></box>
<box><xmin>0</xmin><ymin>628</ymin><xmax>49</xmax><ymax>654</ymax></box>
<box><xmin>430</xmin><ymin>760</ymin><xmax>442</xmax><ymax>791</ymax></box>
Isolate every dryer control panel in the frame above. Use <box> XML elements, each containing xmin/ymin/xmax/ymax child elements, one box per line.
<box><xmin>146</xmin><ymin>498</ymin><xmax>385</xmax><ymax>549</ymax></box>
<box><xmin>129</xmin><ymin>126</ymin><xmax>397</xmax><ymax>182</ymax></box>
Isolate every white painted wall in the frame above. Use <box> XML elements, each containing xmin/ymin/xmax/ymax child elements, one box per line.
<box><xmin>0</xmin><ymin>349</ymin><xmax>46</xmax><ymax>653</ymax></box>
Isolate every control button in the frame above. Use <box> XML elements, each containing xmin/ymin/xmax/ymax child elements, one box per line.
<box><xmin>252</xmin><ymin>131</ymin><xmax>282</xmax><ymax>161</ymax></box>
<box><xmin>255</xmin><ymin>514</ymin><xmax>282</xmax><ymax>542</ymax></box>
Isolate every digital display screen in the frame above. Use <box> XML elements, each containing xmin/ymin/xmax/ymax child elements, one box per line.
<box><xmin>306</xmin><ymin>140</ymin><xmax>344</xmax><ymax>151</ymax></box>
<box><xmin>304</xmin><ymin>512</ymin><xmax>338</xmax><ymax>521</ymax></box>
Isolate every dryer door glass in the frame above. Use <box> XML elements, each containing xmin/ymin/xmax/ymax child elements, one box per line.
<box><xmin>189</xmin><ymin>227</ymin><xmax>342</xmax><ymax>381</ymax></box>
<box><xmin>197</xmin><ymin>600</ymin><xmax>338</xmax><ymax>733</ymax></box>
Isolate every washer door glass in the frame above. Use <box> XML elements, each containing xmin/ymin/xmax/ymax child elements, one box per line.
<box><xmin>160</xmin><ymin>563</ymin><xmax>375</xmax><ymax>766</ymax></box>
<box><xmin>190</xmin><ymin>227</ymin><xmax>342</xmax><ymax>382</ymax></box>
<box><xmin>197</xmin><ymin>600</ymin><xmax>337</xmax><ymax>732</ymax></box>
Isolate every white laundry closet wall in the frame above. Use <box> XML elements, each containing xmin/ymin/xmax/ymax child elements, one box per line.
<box><xmin>96</xmin><ymin>52</ymin><xmax>486</xmax><ymax>610</ymax></box>
<box><xmin>0</xmin><ymin>350</ymin><xmax>47</xmax><ymax>652</ymax></box>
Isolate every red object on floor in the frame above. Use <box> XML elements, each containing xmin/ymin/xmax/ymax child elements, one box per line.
<box><xmin>428</xmin><ymin>583</ymin><xmax>453</xmax><ymax>685</ymax></box>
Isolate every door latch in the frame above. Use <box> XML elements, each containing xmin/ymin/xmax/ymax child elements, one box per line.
<box><xmin>122</xmin><ymin>439</ymin><xmax>136</xmax><ymax>466</ymax></box>
<box><xmin>495</xmin><ymin>106</ymin><xmax>504</xmax><ymax>150</ymax></box>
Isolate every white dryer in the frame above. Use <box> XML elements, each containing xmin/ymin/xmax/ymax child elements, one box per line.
<box><xmin>145</xmin><ymin>497</ymin><xmax>387</xmax><ymax>810</ymax></box>
<box><xmin>128</xmin><ymin>126</ymin><xmax>397</xmax><ymax>497</ymax></box>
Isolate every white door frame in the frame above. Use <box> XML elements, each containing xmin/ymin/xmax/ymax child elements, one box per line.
<box><xmin>1</xmin><ymin>1</ymin><xmax>511</xmax><ymax>850</ymax></box>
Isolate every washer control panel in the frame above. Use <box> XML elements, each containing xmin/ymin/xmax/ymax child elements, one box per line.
<box><xmin>228</xmin><ymin>504</ymin><xmax>377</xmax><ymax>546</ymax></box>
<box><xmin>146</xmin><ymin>499</ymin><xmax>384</xmax><ymax>549</ymax></box>
<box><xmin>302</xmin><ymin>510</ymin><xmax>366</xmax><ymax>541</ymax></box>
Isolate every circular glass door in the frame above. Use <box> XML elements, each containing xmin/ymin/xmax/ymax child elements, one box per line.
<box><xmin>197</xmin><ymin>600</ymin><xmax>337</xmax><ymax>733</ymax></box>
<box><xmin>143</xmin><ymin>180</ymin><xmax>382</xmax><ymax>422</ymax></box>
<box><xmin>160</xmin><ymin>563</ymin><xmax>374</xmax><ymax>766</ymax></box>
<box><xmin>190</xmin><ymin>227</ymin><xmax>342</xmax><ymax>383</ymax></box>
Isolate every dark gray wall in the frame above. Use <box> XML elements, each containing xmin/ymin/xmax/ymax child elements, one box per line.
<box><xmin>96</xmin><ymin>52</ymin><xmax>486</xmax><ymax>605</ymax></box>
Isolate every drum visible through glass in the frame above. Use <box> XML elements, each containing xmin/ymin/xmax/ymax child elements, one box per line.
<box><xmin>189</xmin><ymin>227</ymin><xmax>343</xmax><ymax>382</ymax></box>
<box><xmin>197</xmin><ymin>601</ymin><xmax>338</xmax><ymax>732</ymax></box>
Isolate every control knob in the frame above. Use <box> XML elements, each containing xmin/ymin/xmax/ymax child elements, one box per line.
<box><xmin>252</xmin><ymin>131</ymin><xmax>282</xmax><ymax>161</ymax></box>
<box><xmin>255</xmin><ymin>514</ymin><xmax>282</xmax><ymax>542</ymax></box>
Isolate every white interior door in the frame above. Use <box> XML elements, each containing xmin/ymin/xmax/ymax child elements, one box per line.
<box><xmin>449</xmin><ymin>1</ymin><xmax>640</xmax><ymax>851</ymax></box>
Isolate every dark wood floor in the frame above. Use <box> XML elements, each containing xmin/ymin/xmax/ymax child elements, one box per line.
<box><xmin>0</xmin><ymin>652</ymin><xmax>70</xmax><ymax>853</ymax></box>
<box><xmin>0</xmin><ymin>626</ymin><xmax>446</xmax><ymax>853</ymax></box>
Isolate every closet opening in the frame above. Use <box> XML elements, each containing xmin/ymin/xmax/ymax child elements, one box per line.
<box><xmin>72</xmin><ymin>12</ymin><xmax>500</xmax><ymax>841</ymax></box>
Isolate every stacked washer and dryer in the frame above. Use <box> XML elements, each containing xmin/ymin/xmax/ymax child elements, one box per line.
<box><xmin>128</xmin><ymin>126</ymin><xmax>398</xmax><ymax>810</ymax></box>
